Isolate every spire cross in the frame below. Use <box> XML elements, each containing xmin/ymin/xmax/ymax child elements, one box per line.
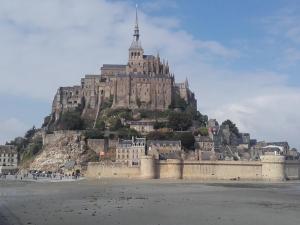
<box><xmin>134</xmin><ymin>4</ymin><xmax>140</xmax><ymax>41</ymax></box>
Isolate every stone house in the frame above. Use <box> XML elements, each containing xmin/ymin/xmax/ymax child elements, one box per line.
<box><xmin>194</xmin><ymin>136</ymin><xmax>214</xmax><ymax>151</ymax></box>
<box><xmin>194</xmin><ymin>136</ymin><xmax>215</xmax><ymax>160</ymax></box>
<box><xmin>147</xmin><ymin>140</ymin><xmax>182</xmax><ymax>160</ymax></box>
<box><xmin>0</xmin><ymin>145</ymin><xmax>18</xmax><ymax>173</ymax></box>
<box><xmin>127</xmin><ymin>120</ymin><xmax>154</xmax><ymax>134</ymax></box>
<box><xmin>116</xmin><ymin>137</ymin><xmax>146</xmax><ymax>166</ymax></box>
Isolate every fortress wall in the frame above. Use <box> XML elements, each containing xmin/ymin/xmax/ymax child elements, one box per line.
<box><xmin>261</xmin><ymin>155</ymin><xmax>286</xmax><ymax>181</ymax></box>
<box><xmin>86</xmin><ymin>157</ymin><xmax>300</xmax><ymax>181</ymax></box>
<box><xmin>86</xmin><ymin>162</ymin><xmax>140</xmax><ymax>179</ymax></box>
<box><xmin>181</xmin><ymin>161</ymin><xmax>262</xmax><ymax>180</ymax></box>
<box><xmin>157</xmin><ymin>159</ymin><xmax>182</xmax><ymax>179</ymax></box>
<box><xmin>285</xmin><ymin>160</ymin><xmax>300</xmax><ymax>180</ymax></box>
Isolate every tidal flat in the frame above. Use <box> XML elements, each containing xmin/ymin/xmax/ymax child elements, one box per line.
<box><xmin>1</xmin><ymin>179</ymin><xmax>300</xmax><ymax>225</ymax></box>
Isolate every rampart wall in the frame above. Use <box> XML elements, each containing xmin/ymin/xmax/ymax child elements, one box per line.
<box><xmin>86</xmin><ymin>162</ymin><xmax>140</xmax><ymax>178</ymax></box>
<box><xmin>285</xmin><ymin>160</ymin><xmax>300</xmax><ymax>180</ymax></box>
<box><xmin>86</xmin><ymin>155</ymin><xmax>300</xmax><ymax>181</ymax></box>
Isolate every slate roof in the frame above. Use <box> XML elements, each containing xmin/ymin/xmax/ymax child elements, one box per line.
<box><xmin>147</xmin><ymin>140</ymin><xmax>181</xmax><ymax>146</ymax></box>
<box><xmin>195</xmin><ymin>136</ymin><xmax>213</xmax><ymax>142</ymax></box>
<box><xmin>143</xmin><ymin>55</ymin><xmax>155</xmax><ymax>60</ymax></box>
<box><xmin>64</xmin><ymin>160</ymin><xmax>76</xmax><ymax>169</ymax></box>
<box><xmin>0</xmin><ymin>145</ymin><xmax>17</xmax><ymax>154</ymax></box>
<box><xmin>116</xmin><ymin>72</ymin><xmax>171</xmax><ymax>79</ymax></box>
<box><xmin>101</xmin><ymin>64</ymin><xmax>126</xmax><ymax>69</ymax></box>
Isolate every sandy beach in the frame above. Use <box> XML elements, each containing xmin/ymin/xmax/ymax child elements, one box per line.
<box><xmin>1</xmin><ymin>179</ymin><xmax>300</xmax><ymax>225</ymax></box>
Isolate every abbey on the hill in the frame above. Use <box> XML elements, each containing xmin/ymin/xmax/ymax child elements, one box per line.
<box><xmin>51</xmin><ymin>7</ymin><xmax>196</xmax><ymax>123</ymax></box>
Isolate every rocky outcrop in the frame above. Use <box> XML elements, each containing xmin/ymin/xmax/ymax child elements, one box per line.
<box><xmin>30</xmin><ymin>131</ymin><xmax>95</xmax><ymax>172</ymax></box>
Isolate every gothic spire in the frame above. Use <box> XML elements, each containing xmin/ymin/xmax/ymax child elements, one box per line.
<box><xmin>130</xmin><ymin>4</ymin><xmax>142</xmax><ymax>49</ymax></box>
<box><xmin>133</xmin><ymin>4</ymin><xmax>140</xmax><ymax>42</ymax></box>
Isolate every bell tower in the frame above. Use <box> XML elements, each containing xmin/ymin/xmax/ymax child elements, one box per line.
<box><xmin>128</xmin><ymin>5</ymin><xmax>144</xmax><ymax>73</ymax></box>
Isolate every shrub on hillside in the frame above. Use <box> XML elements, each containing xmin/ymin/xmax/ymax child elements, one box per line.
<box><xmin>117</xmin><ymin>128</ymin><xmax>141</xmax><ymax>139</ymax></box>
<box><xmin>221</xmin><ymin>119</ymin><xmax>239</xmax><ymax>136</ymax></box>
<box><xmin>60</xmin><ymin>111</ymin><xmax>85</xmax><ymax>130</ymax></box>
<box><xmin>168</xmin><ymin>112</ymin><xmax>192</xmax><ymax>131</ymax></box>
<box><xmin>194</xmin><ymin>127</ymin><xmax>209</xmax><ymax>136</ymax></box>
<box><xmin>146</xmin><ymin>131</ymin><xmax>195</xmax><ymax>151</ymax></box>
<box><xmin>95</xmin><ymin>119</ymin><xmax>106</xmax><ymax>130</ymax></box>
<box><xmin>84</xmin><ymin>129</ymin><xmax>105</xmax><ymax>139</ymax></box>
<box><xmin>174</xmin><ymin>132</ymin><xmax>195</xmax><ymax>151</ymax></box>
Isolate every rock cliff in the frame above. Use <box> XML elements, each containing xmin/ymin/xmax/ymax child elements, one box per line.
<box><xmin>29</xmin><ymin>131</ymin><xmax>96</xmax><ymax>172</ymax></box>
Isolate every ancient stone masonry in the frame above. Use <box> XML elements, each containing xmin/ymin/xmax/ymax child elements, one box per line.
<box><xmin>86</xmin><ymin>155</ymin><xmax>300</xmax><ymax>181</ymax></box>
<box><xmin>50</xmin><ymin>7</ymin><xmax>196</xmax><ymax>125</ymax></box>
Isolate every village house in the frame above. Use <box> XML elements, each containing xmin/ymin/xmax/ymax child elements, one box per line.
<box><xmin>126</xmin><ymin>120</ymin><xmax>154</xmax><ymax>134</ymax></box>
<box><xmin>116</xmin><ymin>137</ymin><xmax>146</xmax><ymax>166</ymax></box>
<box><xmin>0</xmin><ymin>145</ymin><xmax>18</xmax><ymax>173</ymax></box>
<box><xmin>147</xmin><ymin>140</ymin><xmax>182</xmax><ymax>160</ymax></box>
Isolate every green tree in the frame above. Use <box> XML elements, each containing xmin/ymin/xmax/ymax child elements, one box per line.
<box><xmin>194</xmin><ymin>127</ymin><xmax>209</xmax><ymax>136</ymax></box>
<box><xmin>110</xmin><ymin>118</ymin><xmax>123</xmax><ymax>131</ymax></box>
<box><xmin>60</xmin><ymin>111</ymin><xmax>85</xmax><ymax>130</ymax></box>
<box><xmin>221</xmin><ymin>120</ymin><xmax>239</xmax><ymax>136</ymax></box>
<box><xmin>153</xmin><ymin>121</ymin><xmax>167</xmax><ymax>130</ymax></box>
<box><xmin>84</xmin><ymin>129</ymin><xmax>104</xmax><ymax>139</ymax></box>
<box><xmin>168</xmin><ymin>112</ymin><xmax>192</xmax><ymax>131</ymax></box>
<box><xmin>174</xmin><ymin>132</ymin><xmax>195</xmax><ymax>150</ymax></box>
<box><xmin>117</xmin><ymin>128</ymin><xmax>141</xmax><ymax>139</ymax></box>
<box><xmin>28</xmin><ymin>136</ymin><xmax>43</xmax><ymax>155</ymax></box>
<box><xmin>170</xmin><ymin>92</ymin><xmax>187</xmax><ymax>110</ymax></box>
<box><xmin>101</xmin><ymin>96</ymin><xmax>113</xmax><ymax>109</ymax></box>
<box><xmin>194</xmin><ymin>111</ymin><xmax>208</xmax><ymax>127</ymax></box>
<box><xmin>25</xmin><ymin>126</ymin><xmax>37</xmax><ymax>139</ymax></box>
<box><xmin>146</xmin><ymin>131</ymin><xmax>174</xmax><ymax>140</ymax></box>
<box><xmin>95</xmin><ymin>119</ymin><xmax>106</xmax><ymax>130</ymax></box>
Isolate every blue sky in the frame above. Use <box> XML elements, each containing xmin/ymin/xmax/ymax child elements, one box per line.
<box><xmin>0</xmin><ymin>0</ymin><xmax>299</xmax><ymax>149</ymax></box>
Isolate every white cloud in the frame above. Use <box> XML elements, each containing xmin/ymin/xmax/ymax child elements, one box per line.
<box><xmin>0</xmin><ymin>0</ymin><xmax>299</xmax><ymax>149</ymax></box>
<box><xmin>0</xmin><ymin>118</ymin><xmax>28</xmax><ymax>144</ymax></box>
<box><xmin>209</xmin><ymin>91</ymin><xmax>300</xmax><ymax>149</ymax></box>
<box><xmin>262</xmin><ymin>7</ymin><xmax>300</xmax><ymax>44</ymax></box>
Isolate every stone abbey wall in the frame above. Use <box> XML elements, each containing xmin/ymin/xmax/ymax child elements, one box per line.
<box><xmin>86</xmin><ymin>155</ymin><xmax>300</xmax><ymax>181</ymax></box>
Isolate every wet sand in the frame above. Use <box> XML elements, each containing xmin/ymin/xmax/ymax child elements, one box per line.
<box><xmin>1</xmin><ymin>179</ymin><xmax>300</xmax><ymax>225</ymax></box>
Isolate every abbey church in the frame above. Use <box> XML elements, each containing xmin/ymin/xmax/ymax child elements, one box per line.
<box><xmin>51</xmin><ymin>8</ymin><xmax>196</xmax><ymax>123</ymax></box>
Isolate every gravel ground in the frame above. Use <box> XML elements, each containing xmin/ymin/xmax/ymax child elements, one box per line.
<box><xmin>1</xmin><ymin>179</ymin><xmax>300</xmax><ymax>225</ymax></box>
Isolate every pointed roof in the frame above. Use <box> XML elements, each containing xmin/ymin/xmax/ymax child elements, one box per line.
<box><xmin>185</xmin><ymin>77</ymin><xmax>189</xmax><ymax>88</ymax></box>
<box><xmin>134</xmin><ymin>4</ymin><xmax>139</xmax><ymax>42</ymax></box>
<box><xmin>130</xmin><ymin>4</ymin><xmax>142</xmax><ymax>49</ymax></box>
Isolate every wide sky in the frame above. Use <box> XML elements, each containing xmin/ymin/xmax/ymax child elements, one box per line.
<box><xmin>0</xmin><ymin>0</ymin><xmax>299</xmax><ymax>149</ymax></box>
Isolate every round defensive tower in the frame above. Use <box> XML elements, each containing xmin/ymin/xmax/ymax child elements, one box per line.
<box><xmin>140</xmin><ymin>156</ymin><xmax>156</xmax><ymax>179</ymax></box>
<box><xmin>261</xmin><ymin>155</ymin><xmax>286</xmax><ymax>181</ymax></box>
<box><xmin>166</xmin><ymin>159</ymin><xmax>183</xmax><ymax>179</ymax></box>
